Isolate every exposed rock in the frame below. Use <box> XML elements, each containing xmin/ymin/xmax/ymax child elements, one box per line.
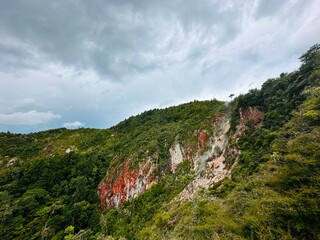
<box><xmin>182</xmin><ymin>141</ymin><xmax>197</xmax><ymax>161</ymax></box>
<box><xmin>179</xmin><ymin>115</ymin><xmax>238</xmax><ymax>201</ymax></box>
<box><xmin>239</xmin><ymin>107</ymin><xmax>264</xmax><ymax>131</ymax></box>
<box><xmin>66</xmin><ymin>146</ymin><xmax>76</xmax><ymax>154</ymax></box>
<box><xmin>98</xmin><ymin>157</ymin><xmax>157</xmax><ymax>208</ymax></box>
<box><xmin>98</xmin><ymin>111</ymin><xmax>246</xmax><ymax>208</ymax></box>
<box><xmin>169</xmin><ymin>143</ymin><xmax>184</xmax><ymax>174</ymax></box>
<box><xmin>211</xmin><ymin>113</ymin><xmax>225</xmax><ymax>128</ymax></box>
<box><xmin>199</xmin><ymin>131</ymin><xmax>208</xmax><ymax>153</ymax></box>
<box><xmin>65</xmin><ymin>148</ymin><xmax>72</xmax><ymax>154</ymax></box>
<box><xmin>193</xmin><ymin>130</ymin><xmax>208</xmax><ymax>153</ymax></box>
<box><xmin>6</xmin><ymin>157</ymin><xmax>17</xmax><ymax>167</ymax></box>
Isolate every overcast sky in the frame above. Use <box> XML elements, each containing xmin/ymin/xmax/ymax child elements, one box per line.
<box><xmin>0</xmin><ymin>0</ymin><xmax>319</xmax><ymax>133</ymax></box>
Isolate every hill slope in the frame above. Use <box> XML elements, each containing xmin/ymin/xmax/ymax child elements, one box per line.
<box><xmin>0</xmin><ymin>44</ymin><xmax>319</xmax><ymax>239</ymax></box>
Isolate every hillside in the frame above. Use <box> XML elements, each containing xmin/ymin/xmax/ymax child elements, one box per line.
<box><xmin>0</xmin><ymin>44</ymin><xmax>319</xmax><ymax>239</ymax></box>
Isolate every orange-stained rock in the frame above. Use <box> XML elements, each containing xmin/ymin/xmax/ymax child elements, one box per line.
<box><xmin>98</xmin><ymin>159</ymin><xmax>156</xmax><ymax>208</ymax></box>
<box><xmin>199</xmin><ymin>131</ymin><xmax>207</xmax><ymax>153</ymax></box>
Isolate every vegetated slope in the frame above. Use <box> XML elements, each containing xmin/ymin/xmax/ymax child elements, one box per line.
<box><xmin>157</xmin><ymin>45</ymin><xmax>319</xmax><ymax>240</ymax></box>
<box><xmin>0</xmin><ymin>44</ymin><xmax>319</xmax><ymax>239</ymax></box>
<box><xmin>0</xmin><ymin>100</ymin><xmax>224</xmax><ymax>239</ymax></box>
<box><xmin>99</xmin><ymin>44</ymin><xmax>320</xmax><ymax>240</ymax></box>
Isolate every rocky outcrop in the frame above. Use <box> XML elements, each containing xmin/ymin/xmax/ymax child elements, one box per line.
<box><xmin>170</xmin><ymin>143</ymin><xmax>184</xmax><ymax>174</ymax></box>
<box><xmin>98</xmin><ymin>107</ymin><xmax>258</xmax><ymax>208</ymax></box>
<box><xmin>193</xmin><ymin>130</ymin><xmax>208</xmax><ymax>153</ymax></box>
<box><xmin>98</xmin><ymin>157</ymin><xmax>157</xmax><ymax>208</ymax></box>
<box><xmin>239</xmin><ymin>107</ymin><xmax>264</xmax><ymax>130</ymax></box>
<box><xmin>6</xmin><ymin>157</ymin><xmax>17</xmax><ymax>167</ymax></box>
<box><xmin>179</xmin><ymin>114</ymin><xmax>237</xmax><ymax>201</ymax></box>
<box><xmin>176</xmin><ymin>108</ymin><xmax>264</xmax><ymax>201</ymax></box>
<box><xmin>198</xmin><ymin>131</ymin><xmax>208</xmax><ymax>153</ymax></box>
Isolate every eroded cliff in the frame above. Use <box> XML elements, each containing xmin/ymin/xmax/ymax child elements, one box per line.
<box><xmin>97</xmin><ymin>104</ymin><xmax>266</xmax><ymax>208</ymax></box>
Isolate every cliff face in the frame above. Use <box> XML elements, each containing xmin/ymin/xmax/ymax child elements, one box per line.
<box><xmin>99</xmin><ymin>116</ymin><xmax>234</xmax><ymax>208</ymax></box>
<box><xmin>169</xmin><ymin>143</ymin><xmax>184</xmax><ymax>174</ymax></box>
<box><xmin>98</xmin><ymin>158</ymin><xmax>157</xmax><ymax>208</ymax></box>
<box><xmin>98</xmin><ymin>107</ymin><xmax>265</xmax><ymax>208</ymax></box>
<box><xmin>179</xmin><ymin>114</ymin><xmax>237</xmax><ymax>200</ymax></box>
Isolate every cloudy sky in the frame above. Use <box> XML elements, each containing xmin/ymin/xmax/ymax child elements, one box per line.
<box><xmin>0</xmin><ymin>0</ymin><xmax>319</xmax><ymax>133</ymax></box>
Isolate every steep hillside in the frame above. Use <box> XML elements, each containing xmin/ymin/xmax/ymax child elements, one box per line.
<box><xmin>0</xmin><ymin>100</ymin><xmax>225</xmax><ymax>239</ymax></box>
<box><xmin>0</xmin><ymin>44</ymin><xmax>319</xmax><ymax>239</ymax></box>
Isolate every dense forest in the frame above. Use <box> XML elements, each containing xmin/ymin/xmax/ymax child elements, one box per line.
<box><xmin>0</xmin><ymin>44</ymin><xmax>319</xmax><ymax>239</ymax></box>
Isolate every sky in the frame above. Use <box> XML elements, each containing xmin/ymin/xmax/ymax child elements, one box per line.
<box><xmin>0</xmin><ymin>0</ymin><xmax>319</xmax><ymax>133</ymax></box>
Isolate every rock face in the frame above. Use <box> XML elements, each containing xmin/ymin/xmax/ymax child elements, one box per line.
<box><xmin>198</xmin><ymin>131</ymin><xmax>208</xmax><ymax>153</ymax></box>
<box><xmin>179</xmin><ymin>114</ymin><xmax>237</xmax><ymax>201</ymax></box>
<box><xmin>98</xmin><ymin>158</ymin><xmax>157</xmax><ymax>208</ymax></box>
<box><xmin>176</xmin><ymin>108</ymin><xmax>264</xmax><ymax>201</ymax></box>
<box><xmin>98</xmin><ymin>108</ymin><xmax>265</xmax><ymax>208</ymax></box>
<box><xmin>170</xmin><ymin>143</ymin><xmax>184</xmax><ymax>174</ymax></box>
<box><xmin>98</xmin><ymin>114</ymin><xmax>236</xmax><ymax>208</ymax></box>
<box><xmin>239</xmin><ymin>107</ymin><xmax>264</xmax><ymax>130</ymax></box>
<box><xmin>6</xmin><ymin>157</ymin><xmax>17</xmax><ymax>167</ymax></box>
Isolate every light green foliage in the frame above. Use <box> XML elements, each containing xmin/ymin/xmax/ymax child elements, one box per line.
<box><xmin>64</xmin><ymin>225</ymin><xmax>74</xmax><ymax>239</ymax></box>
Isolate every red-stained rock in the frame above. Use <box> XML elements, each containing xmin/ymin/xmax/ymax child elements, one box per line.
<box><xmin>184</xmin><ymin>148</ymin><xmax>193</xmax><ymax>160</ymax></box>
<box><xmin>182</xmin><ymin>141</ymin><xmax>197</xmax><ymax>161</ymax></box>
<box><xmin>199</xmin><ymin>131</ymin><xmax>207</xmax><ymax>152</ymax></box>
<box><xmin>98</xmin><ymin>159</ymin><xmax>156</xmax><ymax>209</ymax></box>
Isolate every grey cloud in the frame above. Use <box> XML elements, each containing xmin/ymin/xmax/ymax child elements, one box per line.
<box><xmin>13</xmin><ymin>98</ymin><xmax>42</xmax><ymax>111</ymax></box>
<box><xmin>0</xmin><ymin>37</ymin><xmax>40</xmax><ymax>72</ymax></box>
<box><xmin>0</xmin><ymin>0</ymin><xmax>245</xmax><ymax>79</ymax></box>
<box><xmin>0</xmin><ymin>0</ymin><xmax>319</xmax><ymax>133</ymax></box>
<box><xmin>0</xmin><ymin>111</ymin><xmax>61</xmax><ymax>125</ymax></box>
<box><xmin>254</xmin><ymin>0</ymin><xmax>289</xmax><ymax>19</ymax></box>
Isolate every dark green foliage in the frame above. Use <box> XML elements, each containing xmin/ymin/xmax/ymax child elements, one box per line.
<box><xmin>233</xmin><ymin>128</ymin><xmax>273</xmax><ymax>179</ymax></box>
<box><xmin>209</xmin><ymin>178</ymin><xmax>236</xmax><ymax>198</ymax></box>
<box><xmin>0</xmin><ymin>151</ymin><xmax>104</xmax><ymax>239</ymax></box>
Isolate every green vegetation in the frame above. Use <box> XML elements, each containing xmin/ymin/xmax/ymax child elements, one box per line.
<box><xmin>129</xmin><ymin>44</ymin><xmax>320</xmax><ymax>240</ymax></box>
<box><xmin>0</xmin><ymin>44</ymin><xmax>319</xmax><ymax>239</ymax></box>
<box><xmin>0</xmin><ymin>100</ymin><xmax>223</xmax><ymax>239</ymax></box>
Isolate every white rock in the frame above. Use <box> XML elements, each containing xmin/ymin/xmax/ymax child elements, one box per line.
<box><xmin>170</xmin><ymin>143</ymin><xmax>184</xmax><ymax>173</ymax></box>
<box><xmin>65</xmin><ymin>148</ymin><xmax>72</xmax><ymax>154</ymax></box>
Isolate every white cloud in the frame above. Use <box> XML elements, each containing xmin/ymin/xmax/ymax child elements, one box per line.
<box><xmin>0</xmin><ymin>111</ymin><xmax>61</xmax><ymax>125</ymax></box>
<box><xmin>63</xmin><ymin>121</ymin><xmax>85</xmax><ymax>129</ymax></box>
<box><xmin>0</xmin><ymin>0</ymin><xmax>319</xmax><ymax>133</ymax></box>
